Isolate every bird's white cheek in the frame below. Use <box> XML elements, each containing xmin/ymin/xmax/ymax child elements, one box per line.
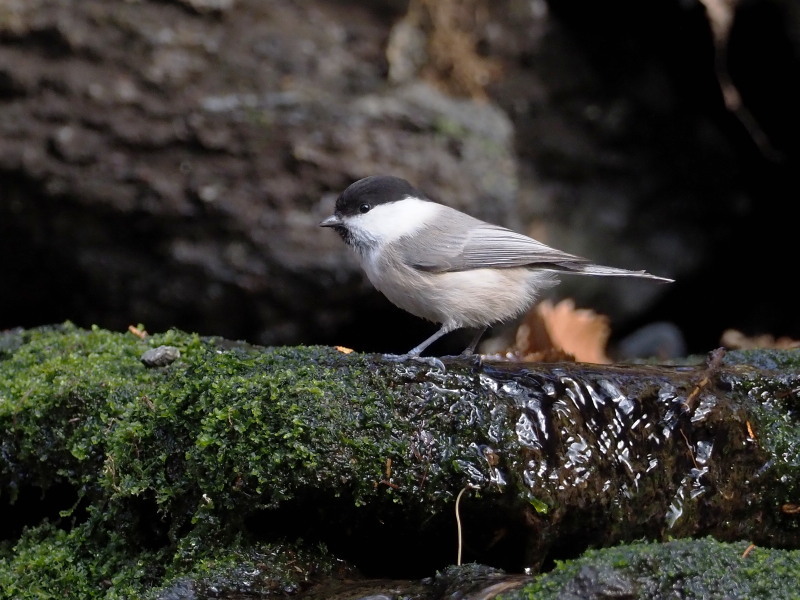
<box><xmin>353</xmin><ymin>199</ymin><xmax>441</xmax><ymax>244</ymax></box>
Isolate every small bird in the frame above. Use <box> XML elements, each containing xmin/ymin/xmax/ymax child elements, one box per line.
<box><xmin>320</xmin><ymin>175</ymin><xmax>672</xmax><ymax>364</ymax></box>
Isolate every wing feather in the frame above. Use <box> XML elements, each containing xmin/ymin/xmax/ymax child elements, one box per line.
<box><xmin>397</xmin><ymin>205</ymin><xmax>589</xmax><ymax>273</ymax></box>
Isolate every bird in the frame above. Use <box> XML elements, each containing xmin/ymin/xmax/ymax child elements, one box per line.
<box><xmin>320</xmin><ymin>175</ymin><xmax>672</xmax><ymax>365</ymax></box>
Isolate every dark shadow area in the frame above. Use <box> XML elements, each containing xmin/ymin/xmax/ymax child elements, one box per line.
<box><xmin>0</xmin><ymin>482</ymin><xmax>81</xmax><ymax>541</ymax></box>
<box><xmin>244</xmin><ymin>492</ymin><xmax>537</xmax><ymax>579</ymax></box>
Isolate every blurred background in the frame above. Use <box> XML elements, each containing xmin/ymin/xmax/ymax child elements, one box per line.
<box><xmin>1</xmin><ymin>0</ymin><xmax>798</xmax><ymax>359</ymax></box>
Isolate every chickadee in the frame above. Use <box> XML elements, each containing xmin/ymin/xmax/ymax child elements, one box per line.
<box><xmin>320</xmin><ymin>175</ymin><xmax>672</xmax><ymax>363</ymax></box>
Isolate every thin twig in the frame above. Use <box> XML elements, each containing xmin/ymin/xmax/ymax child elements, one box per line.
<box><xmin>698</xmin><ymin>0</ymin><xmax>781</xmax><ymax>161</ymax></box>
<box><xmin>455</xmin><ymin>486</ymin><xmax>468</xmax><ymax>565</ymax></box>
<box><xmin>455</xmin><ymin>484</ymin><xmax>479</xmax><ymax>565</ymax></box>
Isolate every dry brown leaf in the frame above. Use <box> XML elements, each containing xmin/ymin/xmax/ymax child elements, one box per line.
<box><xmin>128</xmin><ymin>325</ymin><xmax>148</xmax><ymax>339</ymax></box>
<box><xmin>720</xmin><ymin>329</ymin><xmax>800</xmax><ymax>350</ymax></box>
<box><xmin>513</xmin><ymin>299</ymin><xmax>611</xmax><ymax>364</ymax></box>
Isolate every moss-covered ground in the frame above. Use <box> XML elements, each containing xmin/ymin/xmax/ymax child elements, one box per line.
<box><xmin>0</xmin><ymin>323</ymin><xmax>449</xmax><ymax>597</ymax></box>
<box><xmin>500</xmin><ymin>536</ymin><xmax>800</xmax><ymax>600</ymax></box>
<box><xmin>2</xmin><ymin>324</ymin><xmax>800</xmax><ymax>598</ymax></box>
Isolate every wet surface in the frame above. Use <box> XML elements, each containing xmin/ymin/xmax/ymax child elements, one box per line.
<box><xmin>384</xmin><ymin>354</ymin><xmax>792</xmax><ymax>567</ymax></box>
<box><xmin>4</xmin><ymin>327</ymin><xmax>799</xmax><ymax>597</ymax></box>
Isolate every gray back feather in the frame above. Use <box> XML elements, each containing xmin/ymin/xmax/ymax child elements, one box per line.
<box><xmin>398</xmin><ymin>204</ymin><xmax>672</xmax><ymax>282</ymax></box>
<box><xmin>400</xmin><ymin>205</ymin><xmax>590</xmax><ymax>273</ymax></box>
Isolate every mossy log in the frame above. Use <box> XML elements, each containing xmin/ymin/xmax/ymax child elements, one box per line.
<box><xmin>0</xmin><ymin>324</ymin><xmax>799</xmax><ymax>597</ymax></box>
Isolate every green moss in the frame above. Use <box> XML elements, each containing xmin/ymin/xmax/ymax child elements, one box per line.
<box><xmin>0</xmin><ymin>324</ymin><xmax>155</xmax><ymax>494</ymax></box>
<box><xmin>503</xmin><ymin>537</ymin><xmax>800</xmax><ymax>600</ymax></box>
<box><xmin>0</xmin><ymin>520</ymin><xmax>343</xmax><ymax>600</ymax></box>
<box><xmin>0</xmin><ymin>522</ymin><xmax>161</xmax><ymax>599</ymax></box>
<box><xmin>152</xmin><ymin>537</ymin><xmax>347</xmax><ymax>598</ymax></box>
<box><xmin>0</xmin><ymin>323</ymin><xmax>483</xmax><ymax>597</ymax></box>
<box><xmin>732</xmin><ymin>371</ymin><xmax>800</xmax><ymax>538</ymax></box>
<box><xmin>0</xmin><ymin>323</ymin><xmax>415</xmax><ymax>513</ymax></box>
<box><xmin>3</xmin><ymin>325</ymin><xmax>800</xmax><ymax>597</ymax></box>
<box><xmin>433</xmin><ymin>115</ymin><xmax>469</xmax><ymax>138</ymax></box>
<box><xmin>723</xmin><ymin>348</ymin><xmax>800</xmax><ymax>371</ymax></box>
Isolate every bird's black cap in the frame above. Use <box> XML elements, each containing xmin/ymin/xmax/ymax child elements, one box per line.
<box><xmin>334</xmin><ymin>175</ymin><xmax>422</xmax><ymax>217</ymax></box>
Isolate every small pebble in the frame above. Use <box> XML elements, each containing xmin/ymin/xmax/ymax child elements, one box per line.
<box><xmin>140</xmin><ymin>345</ymin><xmax>181</xmax><ymax>367</ymax></box>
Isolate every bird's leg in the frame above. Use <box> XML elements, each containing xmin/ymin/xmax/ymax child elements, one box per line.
<box><xmin>382</xmin><ymin>323</ymin><xmax>454</xmax><ymax>371</ymax></box>
<box><xmin>446</xmin><ymin>325</ymin><xmax>487</xmax><ymax>368</ymax></box>
<box><xmin>461</xmin><ymin>326</ymin><xmax>488</xmax><ymax>356</ymax></box>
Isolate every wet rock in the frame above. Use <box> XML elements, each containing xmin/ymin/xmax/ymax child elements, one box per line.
<box><xmin>1</xmin><ymin>325</ymin><xmax>799</xmax><ymax>598</ymax></box>
<box><xmin>501</xmin><ymin>537</ymin><xmax>800</xmax><ymax>600</ymax></box>
<box><xmin>141</xmin><ymin>344</ymin><xmax>181</xmax><ymax>367</ymax></box>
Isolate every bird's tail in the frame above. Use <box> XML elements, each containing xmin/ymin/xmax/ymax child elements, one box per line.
<box><xmin>568</xmin><ymin>263</ymin><xmax>673</xmax><ymax>282</ymax></box>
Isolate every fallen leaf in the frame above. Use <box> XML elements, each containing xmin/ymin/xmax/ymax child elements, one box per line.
<box><xmin>512</xmin><ymin>299</ymin><xmax>611</xmax><ymax>364</ymax></box>
<box><xmin>128</xmin><ymin>325</ymin><xmax>148</xmax><ymax>339</ymax></box>
<box><xmin>721</xmin><ymin>329</ymin><xmax>800</xmax><ymax>350</ymax></box>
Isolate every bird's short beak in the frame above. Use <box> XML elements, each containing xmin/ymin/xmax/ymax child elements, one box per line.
<box><xmin>319</xmin><ymin>215</ymin><xmax>343</xmax><ymax>227</ymax></box>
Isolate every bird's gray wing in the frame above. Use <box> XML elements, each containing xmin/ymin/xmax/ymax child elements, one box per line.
<box><xmin>398</xmin><ymin>207</ymin><xmax>589</xmax><ymax>273</ymax></box>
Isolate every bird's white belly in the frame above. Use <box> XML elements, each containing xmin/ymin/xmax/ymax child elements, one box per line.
<box><xmin>359</xmin><ymin>249</ymin><xmax>555</xmax><ymax>329</ymax></box>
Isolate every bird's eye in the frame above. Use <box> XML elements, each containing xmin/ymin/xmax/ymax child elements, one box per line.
<box><xmin>359</xmin><ymin>203</ymin><xmax>371</xmax><ymax>214</ymax></box>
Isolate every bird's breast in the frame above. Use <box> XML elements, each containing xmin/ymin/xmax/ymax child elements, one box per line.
<box><xmin>358</xmin><ymin>247</ymin><xmax>556</xmax><ymax>328</ymax></box>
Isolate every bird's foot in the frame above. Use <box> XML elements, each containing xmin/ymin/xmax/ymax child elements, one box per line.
<box><xmin>382</xmin><ymin>353</ymin><xmax>446</xmax><ymax>372</ymax></box>
<box><xmin>437</xmin><ymin>352</ymin><xmax>482</xmax><ymax>369</ymax></box>
<box><xmin>458</xmin><ymin>352</ymin><xmax>483</xmax><ymax>368</ymax></box>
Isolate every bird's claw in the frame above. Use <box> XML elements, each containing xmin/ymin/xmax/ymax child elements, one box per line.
<box><xmin>459</xmin><ymin>352</ymin><xmax>483</xmax><ymax>368</ymax></box>
<box><xmin>382</xmin><ymin>353</ymin><xmax>447</xmax><ymax>372</ymax></box>
<box><xmin>438</xmin><ymin>352</ymin><xmax>483</xmax><ymax>369</ymax></box>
